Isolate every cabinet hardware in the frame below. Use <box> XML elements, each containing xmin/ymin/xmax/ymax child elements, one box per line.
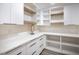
<box><xmin>32</xmin><ymin>51</ymin><xmax>36</xmax><ymax>55</ymax></box>
<box><xmin>40</xmin><ymin>38</ymin><xmax>43</xmax><ymax>41</ymax></box>
<box><xmin>40</xmin><ymin>44</ymin><xmax>43</xmax><ymax>47</ymax></box>
<box><xmin>30</xmin><ymin>42</ymin><xmax>36</xmax><ymax>47</ymax></box>
<box><xmin>17</xmin><ymin>52</ymin><xmax>22</xmax><ymax>55</ymax></box>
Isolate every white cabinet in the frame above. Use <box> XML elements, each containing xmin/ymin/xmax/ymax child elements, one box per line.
<box><xmin>0</xmin><ymin>3</ymin><xmax>24</xmax><ymax>25</ymax></box>
<box><xmin>46</xmin><ymin>34</ymin><xmax>79</xmax><ymax>55</ymax></box>
<box><xmin>11</xmin><ymin>3</ymin><xmax>24</xmax><ymax>25</ymax></box>
<box><xmin>26</xmin><ymin>35</ymin><xmax>46</xmax><ymax>55</ymax></box>
<box><xmin>64</xmin><ymin>4</ymin><xmax>79</xmax><ymax>25</ymax></box>
<box><xmin>4</xmin><ymin>35</ymin><xmax>46</xmax><ymax>55</ymax></box>
<box><xmin>0</xmin><ymin>3</ymin><xmax>11</xmax><ymax>24</ymax></box>
<box><xmin>4</xmin><ymin>44</ymin><xmax>26</xmax><ymax>55</ymax></box>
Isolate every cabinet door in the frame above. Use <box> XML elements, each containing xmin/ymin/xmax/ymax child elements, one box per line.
<box><xmin>0</xmin><ymin>3</ymin><xmax>11</xmax><ymax>24</ymax></box>
<box><xmin>11</xmin><ymin>3</ymin><xmax>24</xmax><ymax>25</ymax></box>
<box><xmin>64</xmin><ymin>4</ymin><xmax>79</xmax><ymax>25</ymax></box>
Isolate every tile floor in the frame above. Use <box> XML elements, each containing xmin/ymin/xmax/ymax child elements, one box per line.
<box><xmin>40</xmin><ymin>49</ymin><xmax>65</xmax><ymax>55</ymax></box>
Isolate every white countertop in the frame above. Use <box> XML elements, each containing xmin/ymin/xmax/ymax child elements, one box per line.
<box><xmin>44</xmin><ymin>32</ymin><xmax>79</xmax><ymax>38</ymax></box>
<box><xmin>0</xmin><ymin>32</ymin><xmax>79</xmax><ymax>54</ymax></box>
<box><xmin>0</xmin><ymin>32</ymin><xmax>44</xmax><ymax>54</ymax></box>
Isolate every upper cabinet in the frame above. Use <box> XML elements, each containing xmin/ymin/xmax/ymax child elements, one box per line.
<box><xmin>64</xmin><ymin>4</ymin><xmax>79</xmax><ymax>25</ymax></box>
<box><xmin>0</xmin><ymin>3</ymin><xmax>24</xmax><ymax>25</ymax></box>
<box><xmin>0</xmin><ymin>4</ymin><xmax>11</xmax><ymax>24</ymax></box>
<box><xmin>11</xmin><ymin>3</ymin><xmax>24</xmax><ymax>25</ymax></box>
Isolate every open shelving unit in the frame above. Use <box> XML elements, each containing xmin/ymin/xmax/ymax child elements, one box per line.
<box><xmin>24</xmin><ymin>3</ymin><xmax>37</xmax><ymax>24</ymax></box>
<box><xmin>36</xmin><ymin>10</ymin><xmax>50</xmax><ymax>26</ymax></box>
<box><xmin>51</xmin><ymin>20</ymin><xmax>64</xmax><ymax>23</ymax></box>
<box><xmin>49</xmin><ymin>6</ymin><xmax>64</xmax><ymax>24</ymax></box>
<box><xmin>46</xmin><ymin>35</ymin><xmax>79</xmax><ymax>55</ymax></box>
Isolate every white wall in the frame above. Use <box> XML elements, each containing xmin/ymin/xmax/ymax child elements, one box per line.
<box><xmin>64</xmin><ymin>4</ymin><xmax>79</xmax><ymax>25</ymax></box>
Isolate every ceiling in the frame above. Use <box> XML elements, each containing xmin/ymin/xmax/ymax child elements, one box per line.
<box><xmin>35</xmin><ymin>3</ymin><xmax>52</xmax><ymax>10</ymax></box>
<box><xmin>24</xmin><ymin>3</ymin><xmax>76</xmax><ymax>11</ymax></box>
<box><xmin>35</xmin><ymin>3</ymin><xmax>64</xmax><ymax>10</ymax></box>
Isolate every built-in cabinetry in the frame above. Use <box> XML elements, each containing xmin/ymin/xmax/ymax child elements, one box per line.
<box><xmin>46</xmin><ymin>34</ymin><xmax>79</xmax><ymax>55</ymax></box>
<box><xmin>24</xmin><ymin>3</ymin><xmax>37</xmax><ymax>24</ymax></box>
<box><xmin>0</xmin><ymin>3</ymin><xmax>24</xmax><ymax>25</ymax></box>
<box><xmin>36</xmin><ymin>10</ymin><xmax>50</xmax><ymax>26</ymax></box>
<box><xmin>49</xmin><ymin>6</ymin><xmax>64</xmax><ymax>24</ymax></box>
<box><xmin>26</xmin><ymin>35</ymin><xmax>46</xmax><ymax>55</ymax></box>
<box><xmin>3</xmin><ymin>35</ymin><xmax>46</xmax><ymax>55</ymax></box>
<box><xmin>64</xmin><ymin>4</ymin><xmax>79</xmax><ymax>25</ymax></box>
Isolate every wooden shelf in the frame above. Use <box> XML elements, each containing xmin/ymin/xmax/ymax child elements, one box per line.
<box><xmin>24</xmin><ymin>20</ymin><xmax>36</xmax><ymax>24</ymax></box>
<box><xmin>51</xmin><ymin>20</ymin><xmax>64</xmax><ymax>23</ymax></box>
<box><xmin>46</xmin><ymin>46</ymin><xmax>78</xmax><ymax>55</ymax></box>
<box><xmin>62</xmin><ymin>42</ymin><xmax>79</xmax><ymax>48</ymax></box>
<box><xmin>62</xmin><ymin>50</ymin><xmax>78</xmax><ymax>55</ymax></box>
<box><xmin>24</xmin><ymin>3</ymin><xmax>36</xmax><ymax>14</ymax></box>
<box><xmin>50</xmin><ymin>6</ymin><xmax>64</xmax><ymax>15</ymax></box>
<box><xmin>51</xmin><ymin>11</ymin><xmax>64</xmax><ymax>16</ymax></box>
<box><xmin>49</xmin><ymin>6</ymin><xmax>64</xmax><ymax>25</ymax></box>
<box><xmin>24</xmin><ymin>7</ymin><xmax>36</xmax><ymax>14</ymax></box>
<box><xmin>46</xmin><ymin>46</ymin><xmax>61</xmax><ymax>54</ymax></box>
<box><xmin>47</xmin><ymin>40</ymin><xmax>60</xmax><ymax>44</ymax></box>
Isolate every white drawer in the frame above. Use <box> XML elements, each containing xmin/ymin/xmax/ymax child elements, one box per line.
<box><xmin>38</xmin><ymin>35</ymin><xmax>46</xmax><ymax>47</ymax></box>
<box><xmin>36</xmin><ymin>44</ymin><xmax>45</xmax><ymax>55</ymax></box>
<box><xmin>26</xmin><ymin>39</ymin><xmax>39</xmax><ymax>55</ymax></box>
<box><xmin>5</xmin><ymin>45</ymin><xmax>26</xmax><ymax>55</ymax></box>
<box><xmin>32</xmin><ymin>44</ymin><xmax>44</xmax><ymax>55</ymax></box>
<box><xmin>26</xmin><ymin>35</ymin><xmax>46</xmax><ymax>55</ymax></box>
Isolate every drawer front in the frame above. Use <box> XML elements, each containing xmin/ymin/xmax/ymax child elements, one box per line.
<box><xmin>5</xmin><ymin>45</ymin><xmax>26</xmax><ymax>55</ymax></box>
<box><xmin>62</xmin><ymin>36</ymin><xmax>79</xmax><ymax>45</ymax></box>
<box><xmin>27</xmin><ymin>43</ymin><xmax>39</xmax><ymax>55</ymax></box>
<box><xmin>47</xmin><ymin>35</ymin><xmax>60</xmax><ymax>42</ymax></box>
<box><xmin>38</xmin><ymin>35</ymin><xmax>46</xmax><ymax>46</ymax></box>
<box><xmin>32</xmin><ymin>44</ymin><xmax>44</xmax><ymax>55</ymax></box>
<box><xmin>36</xmin><ymin>44</ymin><xmax>44</xmax><ymax>55</ymax></box>
<box><xmin>27</xmin><ymin>38</ymin><xmax>39</xmax><ymax>48</ymax></box>
<box><xmin>27</xmin><ymin>39</ymin><xmax>39</xmax><ymax>55</ymax></box>
<box><xmin>27</xmin><ymin>35</ymin><xmax>46</xmax><ymax>55</ymax></box>
<box><xmin>39</xmin><ymin>38</ymin><xmax>45</xmax><ymax>44</ymax></box>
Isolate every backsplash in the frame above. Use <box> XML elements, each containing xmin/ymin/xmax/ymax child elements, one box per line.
<box><xmin>0</xmin><ymin>21</ymin><xmax>32</xmax><ymax>39</ymax></box>
<box><xmin>37</xmin><ymin>23</ymin><xmax>79</xmax><ymax>34</ymax></box>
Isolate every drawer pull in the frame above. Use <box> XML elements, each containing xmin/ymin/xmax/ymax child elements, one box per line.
<box><xmin>40</xmin><ymin>44</ymin><xmax>43</xmax><ymax>47</ymax></box>
<box><xmin>32</xmin><ymin>51</ymin><xmax>36</xmax><ymax>55</ymax></box>
<box><xmin>17</xmin><ymin>52</ymin><xmax>22</xmax><ymax>55</ymax></box>
<box><xmin>30</xmin><ymin>42</ymin><xmax>36</xmax><ymax>47</ymax></box>
<box><xmin>40</xmin><ymin>38</ymin><xmax>43</xmax><ymax>41</ymax></box>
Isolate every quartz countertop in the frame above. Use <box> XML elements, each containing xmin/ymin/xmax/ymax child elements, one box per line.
<box><xmin>0</xmin><ymin>32</ymin><xmax>44</xmax><ymax>54</ymax></box>
<box><xmin>0</xmin><ymin>32</ymin><xmax>79</xmax><ymax>54</ymax></box>
<box><xmin>44</xmin><ymin>32</ymin><xmax>79</xmax><ymax>38</ymax></box>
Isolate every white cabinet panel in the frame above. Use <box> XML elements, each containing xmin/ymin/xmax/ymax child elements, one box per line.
<box><xmin>4</xmin><ymin>35</ymin><xmax>46</xmax><ymax>55</ymax></box>
<box><xmin>11</xmin><ymin>3</ymin><xmax>24</xmax><ymax>25</ymax></box>
<box><xmin>0</xmin><ymin>3</ymin><xmax>11</xmax><ymax>24</ymax></box>
<box><xmin>64</xmin><ymin>4</ymin><xmax>79</xmax><ymax>25</ymax></box>
<box><xmin>0</xmin><ymin>3</ymin><xmax>24</xmax><ymax>25</ymax></box>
